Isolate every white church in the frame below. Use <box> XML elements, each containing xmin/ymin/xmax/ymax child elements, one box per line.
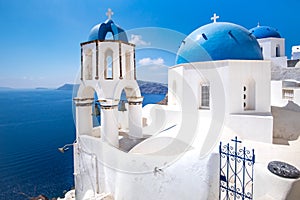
<box><xmin>59</xmin><ymin>9</ymin><xmax>300</xmax><ymax>200</ymax></box>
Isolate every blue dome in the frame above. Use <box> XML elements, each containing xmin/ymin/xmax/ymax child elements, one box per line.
<box><xmin>176</xmin><ymin>22</ymin><xmax>263</xmax><ymax>64</ymax></box>
<box><xmin>249</xmin><ymin>26</ymin><xmax>281</xmax><ymax>39</ymax></box>
<box><xmin>88</xmin><ymin>19</ymin><xmax>128</xmax><ymax>42</ymax></box>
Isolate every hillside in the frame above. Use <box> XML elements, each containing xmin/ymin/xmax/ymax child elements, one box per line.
<box><xmin>137</xmin><ymin>80</ymin><xmax>167</xmax><ymax>94</ymax></box>
<box><xmin>56</xmin><ymin>81</ymin><xmax>168</xmax><ymax>95</ymax></box>
<box><xmin>272</xmin><ymin>65</ymin><xmax>300</xmax><ymax>81</ymax></box>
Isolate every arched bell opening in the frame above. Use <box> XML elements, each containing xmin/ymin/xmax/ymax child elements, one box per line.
<box><xmin>117</xmin><ymin>89</ymin><xmax>129</xmax><ymax>136</ymax></box>
<box><xmin>114</xmin><ymin>82</ymin><xmax>143</xmax><ymax>139</ymax></box>
<box><xmin>74</xmin><ymin>86</ymin><xmax>103</xmax><ymax>138</ymax></box>
<box><xmin>92</xmin><ymin>92</ymin><xmax>101</xmax><ymax>128</ymax></box>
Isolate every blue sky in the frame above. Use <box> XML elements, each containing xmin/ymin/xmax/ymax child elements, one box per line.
<box><xmin>0</xmin><ymin>0</ymin><xmax>300</xmax><ymax>88</ymax></box>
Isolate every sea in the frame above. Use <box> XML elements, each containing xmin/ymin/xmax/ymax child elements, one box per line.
<box><xmin>0</xmin><ymin>89</ymin><xmax>165</xmax><ymax>200</ymax></box>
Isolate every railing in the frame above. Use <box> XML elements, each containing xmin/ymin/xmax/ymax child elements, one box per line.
<box><xmin>219</xmin><ymin>137</ymin><xmax>255</xmax><ymax>200</ymax></box>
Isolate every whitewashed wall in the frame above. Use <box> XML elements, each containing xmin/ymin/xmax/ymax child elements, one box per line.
<box><xmin>76</xmin><ymin>135</ymin><xmax>220</xmax><ymax>200</ymax></box>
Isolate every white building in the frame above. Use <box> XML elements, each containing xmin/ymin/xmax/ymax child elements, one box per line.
<box><xmin>249</xmin><ymin>24</ymin><xmax>300</xmax><ymax>146</ymax></box>
<box><xmin>250</xmin><ymin>25</ymin><xmax>287</xmax><ymax>67</ymax></box>
<box><xmin>292</xmin><ymin>45</ymin><xmax>300</xmax><ymax>60</ymax></box>
<box><xmin>249</xmin><ymin>24</ymin><xmax>300</xmax><ymax>108</ymax></box>
<box><xmin>60</xmin><ymin>10</ymin><xmax>300</xmax><ymax>200</ymax></box>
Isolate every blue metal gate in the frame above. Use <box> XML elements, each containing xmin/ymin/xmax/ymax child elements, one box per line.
<box><xmin>219</xmin><ymin>137</ymin><xmax>255</xmax><ymax>200</ymax></box>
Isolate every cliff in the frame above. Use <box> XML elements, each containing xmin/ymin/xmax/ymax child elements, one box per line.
<box><xmin>56</xmin><ymin>81</ymin><xmax>168</xmax><ymax>95</ymax></box>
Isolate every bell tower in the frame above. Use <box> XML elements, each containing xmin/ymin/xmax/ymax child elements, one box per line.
<box><xmin>73</xmin><ymin>9</ymin><xmax>144</xmax><ymax>199</ymax></box>
<box><xmin>76</xmin><ymin>8</ymin><xmax>143</xmax><ymax>147</ymax></box>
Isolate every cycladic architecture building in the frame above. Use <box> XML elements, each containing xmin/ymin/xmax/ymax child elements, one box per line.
<box><xmin>59</xmin><ymin>10</ymin><xmax>300</xmax><ymax>200</ymax></box>
<box><xmin>250</xmin><ymin>25</ymin><xmax>287</xmax><ymax>67</ymax></box>
<box><xmin>292</xmin><ymin>45</ymin><xmax>300</xmax><ymax>60</ymax></box>
<box><xmin>248</xmin><ymin>24</ymin><xmax>300</xmax><ymax>108</ymax></box>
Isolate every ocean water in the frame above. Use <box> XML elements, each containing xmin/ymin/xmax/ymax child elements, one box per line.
<box><xmin>0</xmin><ymin>90</ymin><xmax>165</xmax><ymax>200</ymax></box>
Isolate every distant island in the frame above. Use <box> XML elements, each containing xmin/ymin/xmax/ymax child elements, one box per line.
<box><xmin>0</xmin><ymin>87</ymin><xmax>12</xmax><ymax>90</ymax></box>
<box><xmin>57</xmin><ymin>84</ymin><xmax>78</xmax><ymax>91</ymax></box>
<box><xmin>35</xmin><ymin>87</ymin><xmax>50</xmax><ymax>90</ymax></box>
<box><xmin>56</xmin><ymin>80</ymin><xmax>168</xmax><ymax>95</ymax></box>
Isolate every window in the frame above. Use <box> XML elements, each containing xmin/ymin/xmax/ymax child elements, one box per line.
<box><xmin>200</xmin><ymin>84</ymin><xmax>210</xmax><ymax>109</ymax></box>
<box><xmin>282</xmin><ymin>89</ymin><xmax>294</xmax><ymax>100</ymax></box>
<box><xmin>104</xmin><ymin>49</ymin><xmax>113</xmax><ymax>79</ymax></box>
<box><xmin>276</xmin><ymin>46</ymin><xmax>280</xmax><ymax>57</ymax></box>
<box><xmin>243</xmin><ymin>79</ymin><xmax>256</xmax><ymax>111</ymax></box>
<box><xmin>243</xmin><ymin>86</ymin><xmax>247</xmax><ymax>109</ymax></box>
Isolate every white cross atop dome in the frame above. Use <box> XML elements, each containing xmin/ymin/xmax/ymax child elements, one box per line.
<box><xmin>211</xmin><ymin>13</ymin><xmax>220</xmax><ymax>23</ymax></box>
<box><xmin>106</xmin><ymin>8</ymin><xmax>114</xmax><ymax>20</ymax></box>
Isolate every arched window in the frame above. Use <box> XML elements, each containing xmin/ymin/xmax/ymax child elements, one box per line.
<box><xmin>104</xmin><ymin>49</ymin><xmax>113</xmax><ymax>79</ymax></box>
<box><xmin>105</xmin><ymin>32</ymin><xmax>113</xmax><ymax>40</ymax></box>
